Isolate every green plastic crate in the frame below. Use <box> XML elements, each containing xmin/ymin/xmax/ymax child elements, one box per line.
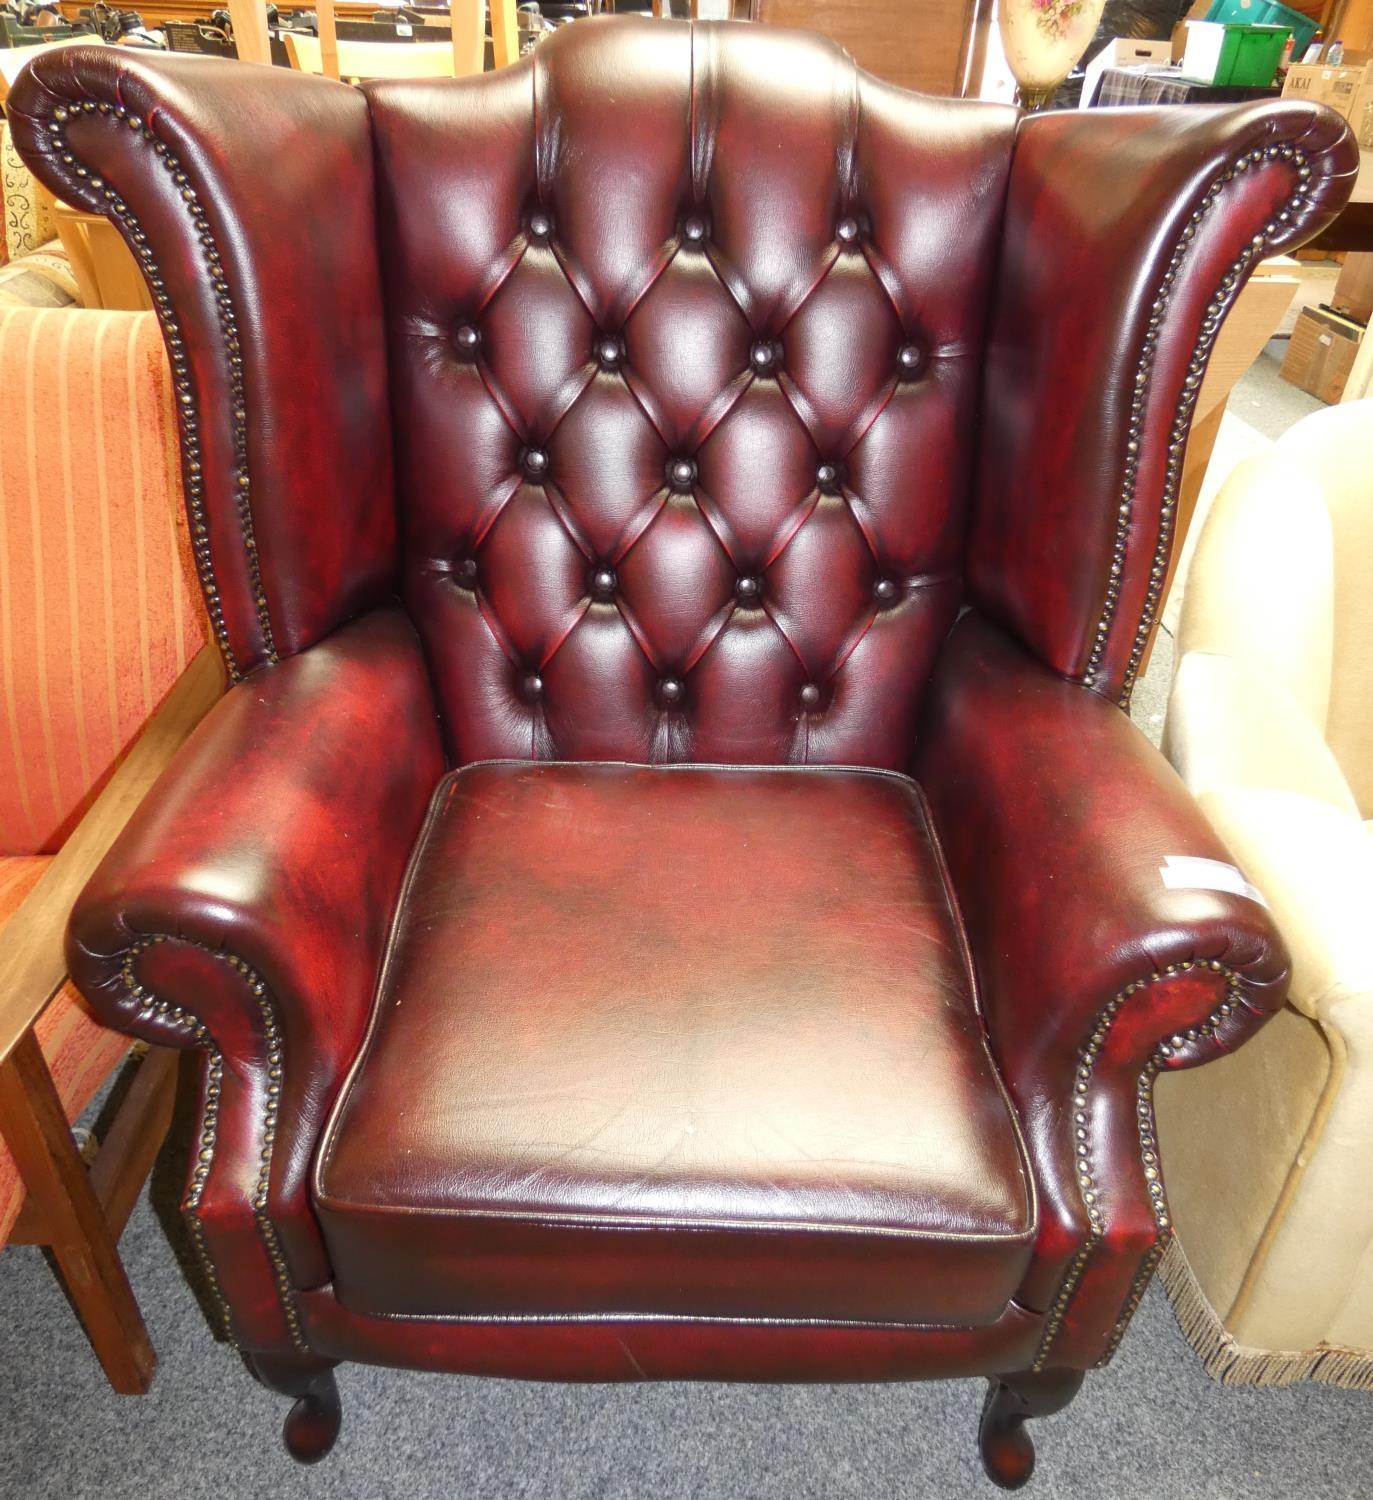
<box><xmin>1181</xmin><ymin>21</ymin><xmax>1289</xmax><ymax>87</ymax></box>
<box><xmin>1206</xmin><ymin>0</ymin><xmax>1318</xmax><ymax>62</ymax></box>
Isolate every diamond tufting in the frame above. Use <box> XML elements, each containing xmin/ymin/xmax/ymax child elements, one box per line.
<box><xmin>368</xmin><ymin>23</ymin><xmax>1017</xmax><ymax>767</ymax></box>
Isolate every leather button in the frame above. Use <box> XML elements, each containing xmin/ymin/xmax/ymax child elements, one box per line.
<box><xmin>522</xmin><ymin>447</ymin><xmax>550</xmax><ymax>481</ymax></box>
<box><xmin>596</xmin><ymin>337</ymin><xmax>623</xmax><ymax>371</ymax></box>
<box><xmin>656</xmin><ymin>676</ymin><xmax>685</xmax><ymax>707</ymax></box>
<box><xmin>897</xmin><ymin>343</ymin><xmax>925</xmax><ymax>379</ymax></box>
<box><xmin>799</xmin><ymin>683</ymin><xmax>822</xmax><ymax>710</ymax></box>
<box><xmin>836</xmin><ymin>216</ymin><xmax>860</xmax><ymax>245</ymax></box>
<box><xmin>452</xmin><ymin>323</ymin><xmax>481</xmax><ymax>359</ymax></box>
<box><xmin>816</xmin><ymin>461</ymin><xmax>842</xmax><ymax>494</ymax></box>
<box><xmin>667</xmin><ymin>457</ymin><xmax>697</xmax><ymax>493</ymax></box>
<box><xmin>874</xmin><ymin>577</ymin><xmax>899</xmax><ymax>604</ymax></box>
<box><xmin>590</xmin><ymin>566</ymin><xmax>617</xmax><ymax>600</ymax></box>
<box><xmin>522</xmin><ymin>672</ymin><xmax>544</xmax><ymax>700</ymax></box>
<box><xmin>734</xmin><ymin>575</ymin><xmax>762</xmax><ymax>604</ymax></box>
<box><xmin>527</xmin><ymin>210</ymin><xmax>552</xmax><ymax>243</ymax></box>
<box><xmin>681</xmin><ymin>214</ymin><xmax>708</xmax><ymax>245</ymax></box>
<box><xmin>455</xmin><ymin>557</ymin><xmax>479</xmax><ymax>591</ymax></box>
<box><xmin>749</xmin><ymin>339</ymin><xmax>779</xmax><ymax>375</ymax></box>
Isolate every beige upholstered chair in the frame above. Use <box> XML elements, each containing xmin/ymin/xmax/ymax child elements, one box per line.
<box><xmin>1159</xmin><ymin>400</ymin><xmax>1373</xmax><ymax>1390</ymax></box>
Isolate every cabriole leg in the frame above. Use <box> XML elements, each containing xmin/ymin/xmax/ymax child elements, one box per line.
<box><xmin>977</xmin><ymin>1367</ymin><xmax>1084</xmax><ymax>1490</ymax></box>
<box><xmin>249</xmin><ymin>1351</ymin><xmax>342</xmax><ymax>1463</ymax></box>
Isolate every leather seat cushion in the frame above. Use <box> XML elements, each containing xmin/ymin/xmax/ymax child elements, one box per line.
<box><xmin>315</xmin><ymin>762</ymin><xmax>1035</xmax><ymax>1325</ymax></box>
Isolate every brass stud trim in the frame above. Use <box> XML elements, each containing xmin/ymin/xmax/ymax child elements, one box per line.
<box><xmin>183</xmin><ymin>1050</ymin><xmax>236</xmax><ymax>1344</ymax></box>
<box><xmin>46</xmin><ymin>107</ymin><xmax>282</xmax><ymax>681</ymax></box>
<box><xmin>1031</xmin><ymin>960</ymin><xmax>1244</xmax><ymax>1370</ymax></box>
<box><xmin>1031</xmin><ymin>1241</ymin><xmax>1095</xmax><ymax>1373</ymax></box>
<box><xmin>120</xmin><ymin>934</ymin><xmax>306</xmax><ymax>1351</ymax></box>
<box><xmin>1093</xmin><ymin>969</ymin><xmax>1245</xmax><ymax>1360</ymax></box>
<box><xmin>1096</xmin><ymin>1234</ymin><xmax>1169</xmax><ymax>1368</ymax></box>
<box><xmin>1085</xmin><ymin>144</ymin><xmax>1308</xmax><ymax>702</ymax></box>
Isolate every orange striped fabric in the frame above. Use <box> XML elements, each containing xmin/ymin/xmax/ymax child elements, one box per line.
<box><xmin>0</xmin><ymin>856</ymin><xmax>133</xmax><ymax>1245</ymax></box>
<box><xmin>0</xmin><ymin>307</ymin><xmax>206</xmax><ymax>855</ymax></box>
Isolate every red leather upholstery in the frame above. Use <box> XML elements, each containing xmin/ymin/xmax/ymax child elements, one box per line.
<box><xmin>915</xmin><ymin>615</ymin><xmax>1290</xmax><ymax>1353</ymax></box>
<box><xmin>969</xmin><ymin>105</ymin><xmax>1359</xmax><ymax>704</ymax></box>
<box><xmin>7</xmin><ymin>13</ymin><xmax>1357</xmax><ymax>1415</ymax></box>
<box><xmin>367</xmin><ymin>23</ymin><xmax>1014</xmax><ymax>767</ymax></box>
<box><xmin>316</xmin><ymin>762</ymin><xmax>1034</xmax><ymax>1324</ymax></box>
<box><xmin>67</xmin><ymin>609</ymin><xmax>443</xmax><ymax>1338</ymax></box>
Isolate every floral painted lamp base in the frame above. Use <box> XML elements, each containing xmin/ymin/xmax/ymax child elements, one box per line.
<box><xmin>1000</xmin><ymin>0</ymin><xmax>1108</xmax><ymax>108</ymax></box>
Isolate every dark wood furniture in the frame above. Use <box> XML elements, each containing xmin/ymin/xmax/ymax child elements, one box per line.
<box><xmin>751</xmin><ymin>0</ymin><xmax>992</xmax><ymax>95</ymax></box>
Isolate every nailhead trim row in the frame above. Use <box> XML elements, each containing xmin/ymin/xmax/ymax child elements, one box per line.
<box><xmin>114</xmin><ymin>947</ymin><xmax>237</xmax><ymax>1341</ymax></box>
<box><xmin>1091</xmin><ymin>972</ymin><xmax>1248</xmax><ymax>1361</ymax></box>
<box><xmin>1031</xmin><ymin>958</ymin><xmax>1245</xmax><ymax>1370</ymax></box>
<box><xmin>1097</xmin><ymin>1233</ymin><xmax>1169</xmax><ymax>1368</ymax></box>
<box><xmin>183</xmin><ymin>1051</ymin><xmax>236</xmax><ymax>1344</ymax></box>
<box><xmin>46</xmin><ymin>99</ymin><xmax>280</xmax><ymax>681</ymax></box>
<box><xmin>1085</xmin><ymin>144</ymin><xmax>1311</xmax><ymax>702</ymax></box>
<box><xmin>1031</xmin><ymin>1242</ymin><xmax>1094</xmax><ymax>1373</ymax></box>
<box><xmin>120</xmin><ymin>934</ymin><xmax>307</xmax><ymax>1352</ymax></box>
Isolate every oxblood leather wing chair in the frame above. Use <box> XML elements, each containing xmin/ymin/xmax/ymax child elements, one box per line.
<box><xmin>10</xmin><ymin>18</ymin><xmax>1357</xmax><ymax>1487</ymax></box>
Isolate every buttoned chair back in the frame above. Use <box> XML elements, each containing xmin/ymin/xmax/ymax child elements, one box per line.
<box><xmin>375</xmin><ymin>22</ymin><xmax>1013</xmax><ymax>767</ymax></box>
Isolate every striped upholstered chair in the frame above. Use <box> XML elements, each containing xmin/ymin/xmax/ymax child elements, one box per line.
<box><xmin>0</xmin><ymin>305</ymin><xmax>219</xmax><ymax>1390</ymax></box>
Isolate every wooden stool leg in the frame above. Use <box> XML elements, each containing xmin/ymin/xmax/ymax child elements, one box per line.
<box><xmin>0</xmin><ymin>1031</ymin><xmax>155</xmax><ymax>1394</ymax></box>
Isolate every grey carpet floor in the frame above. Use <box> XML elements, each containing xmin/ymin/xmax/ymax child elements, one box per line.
<box><xmin>2</xmin><ymin>1168</ymin><xmax>1370</xmax><ymax>1500</ymax></box>
<box><xmin>4</xmin><ymin>347</ymin><xmax>1368</xmax><ymax>1497</ymax></box>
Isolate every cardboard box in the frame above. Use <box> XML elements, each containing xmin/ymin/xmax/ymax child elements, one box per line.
<box><xmin>1079</xmin><ymin>38</ymin><xmax>1173</xmax><ymax>108</ymax></box>
<box><xmin>1328</xmin><ymin>61</ymin><xmax>1370</xmax><ymax>114</ymax></box>
<box><xmin>1280</xmin><ymin>305</ymin><xmax>1365</xmax><ymax>404</ymax></box>
<box><xmin>1333</xmin><ymin>252</ymin><xmax>1373</xmax><ymax>324</ymax></box>
<box><xmin>1281</xmin><ymin>62</ymin><xmax>1330</xmax><ymax>103</ymax></box>
<box><xmin>1282</xmin><ymin>60</ymin><xmax>1373</xmax><ymax>119</ymax></box>
<box><xmin>1350</xmin><ymin>71</ymin><xmax>1373</xmax><ymax>148</ymax></box>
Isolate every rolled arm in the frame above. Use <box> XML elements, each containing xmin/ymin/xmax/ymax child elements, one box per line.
<box><xmin>915</xmin><ymin>614</ymin><xmax>1289</xmax><ymax>1366</ymax></box>
<box><xmin>67</xmin><ymin>608</ymin><xmax>444</xmax><ymax>1348</ymax></box>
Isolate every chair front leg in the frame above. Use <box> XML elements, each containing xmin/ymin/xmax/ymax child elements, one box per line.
<box><xmin>0</xmin><ymin>1030</ymin><xmax>155</xmax><ymax>1394</ymax></box>
<box><xmin>979</xmin><ymin>1367</ymin><xmax>1085</xmax><ymax>1490</ymax></box>
<box><xmin>250</xmin><ymin>1350</ymin><xmax>343</xmax><ymax>1463</ymax></box>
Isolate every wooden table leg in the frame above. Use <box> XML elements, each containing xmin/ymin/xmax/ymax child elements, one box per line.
<box><xmin>0</xmin><ymin>1031</ymin><xmax>155</xmax><ymax>1394</ymax></box>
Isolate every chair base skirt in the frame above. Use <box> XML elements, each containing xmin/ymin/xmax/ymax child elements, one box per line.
<box><xmin>252</xmin><ymin>1301</ymin><xmax>1086</xmax><ymax>1484</ymax></box>
<box><xmin>295</xmin><ymin>1287</ymin><xmax>1044</xmax><ymax>1383</ymax></box>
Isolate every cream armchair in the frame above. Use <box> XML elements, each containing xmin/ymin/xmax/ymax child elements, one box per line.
<box><xmin>1159</xmin><ymin>400</ymin><xmax>1373</xmax><ymax>1390</ymax></box>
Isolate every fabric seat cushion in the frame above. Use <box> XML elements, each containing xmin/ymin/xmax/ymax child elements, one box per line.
<box><xmin>315</xmin><ymin>762</ymin><xmax>1035</xmax><ymax>1325</ymax></box>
